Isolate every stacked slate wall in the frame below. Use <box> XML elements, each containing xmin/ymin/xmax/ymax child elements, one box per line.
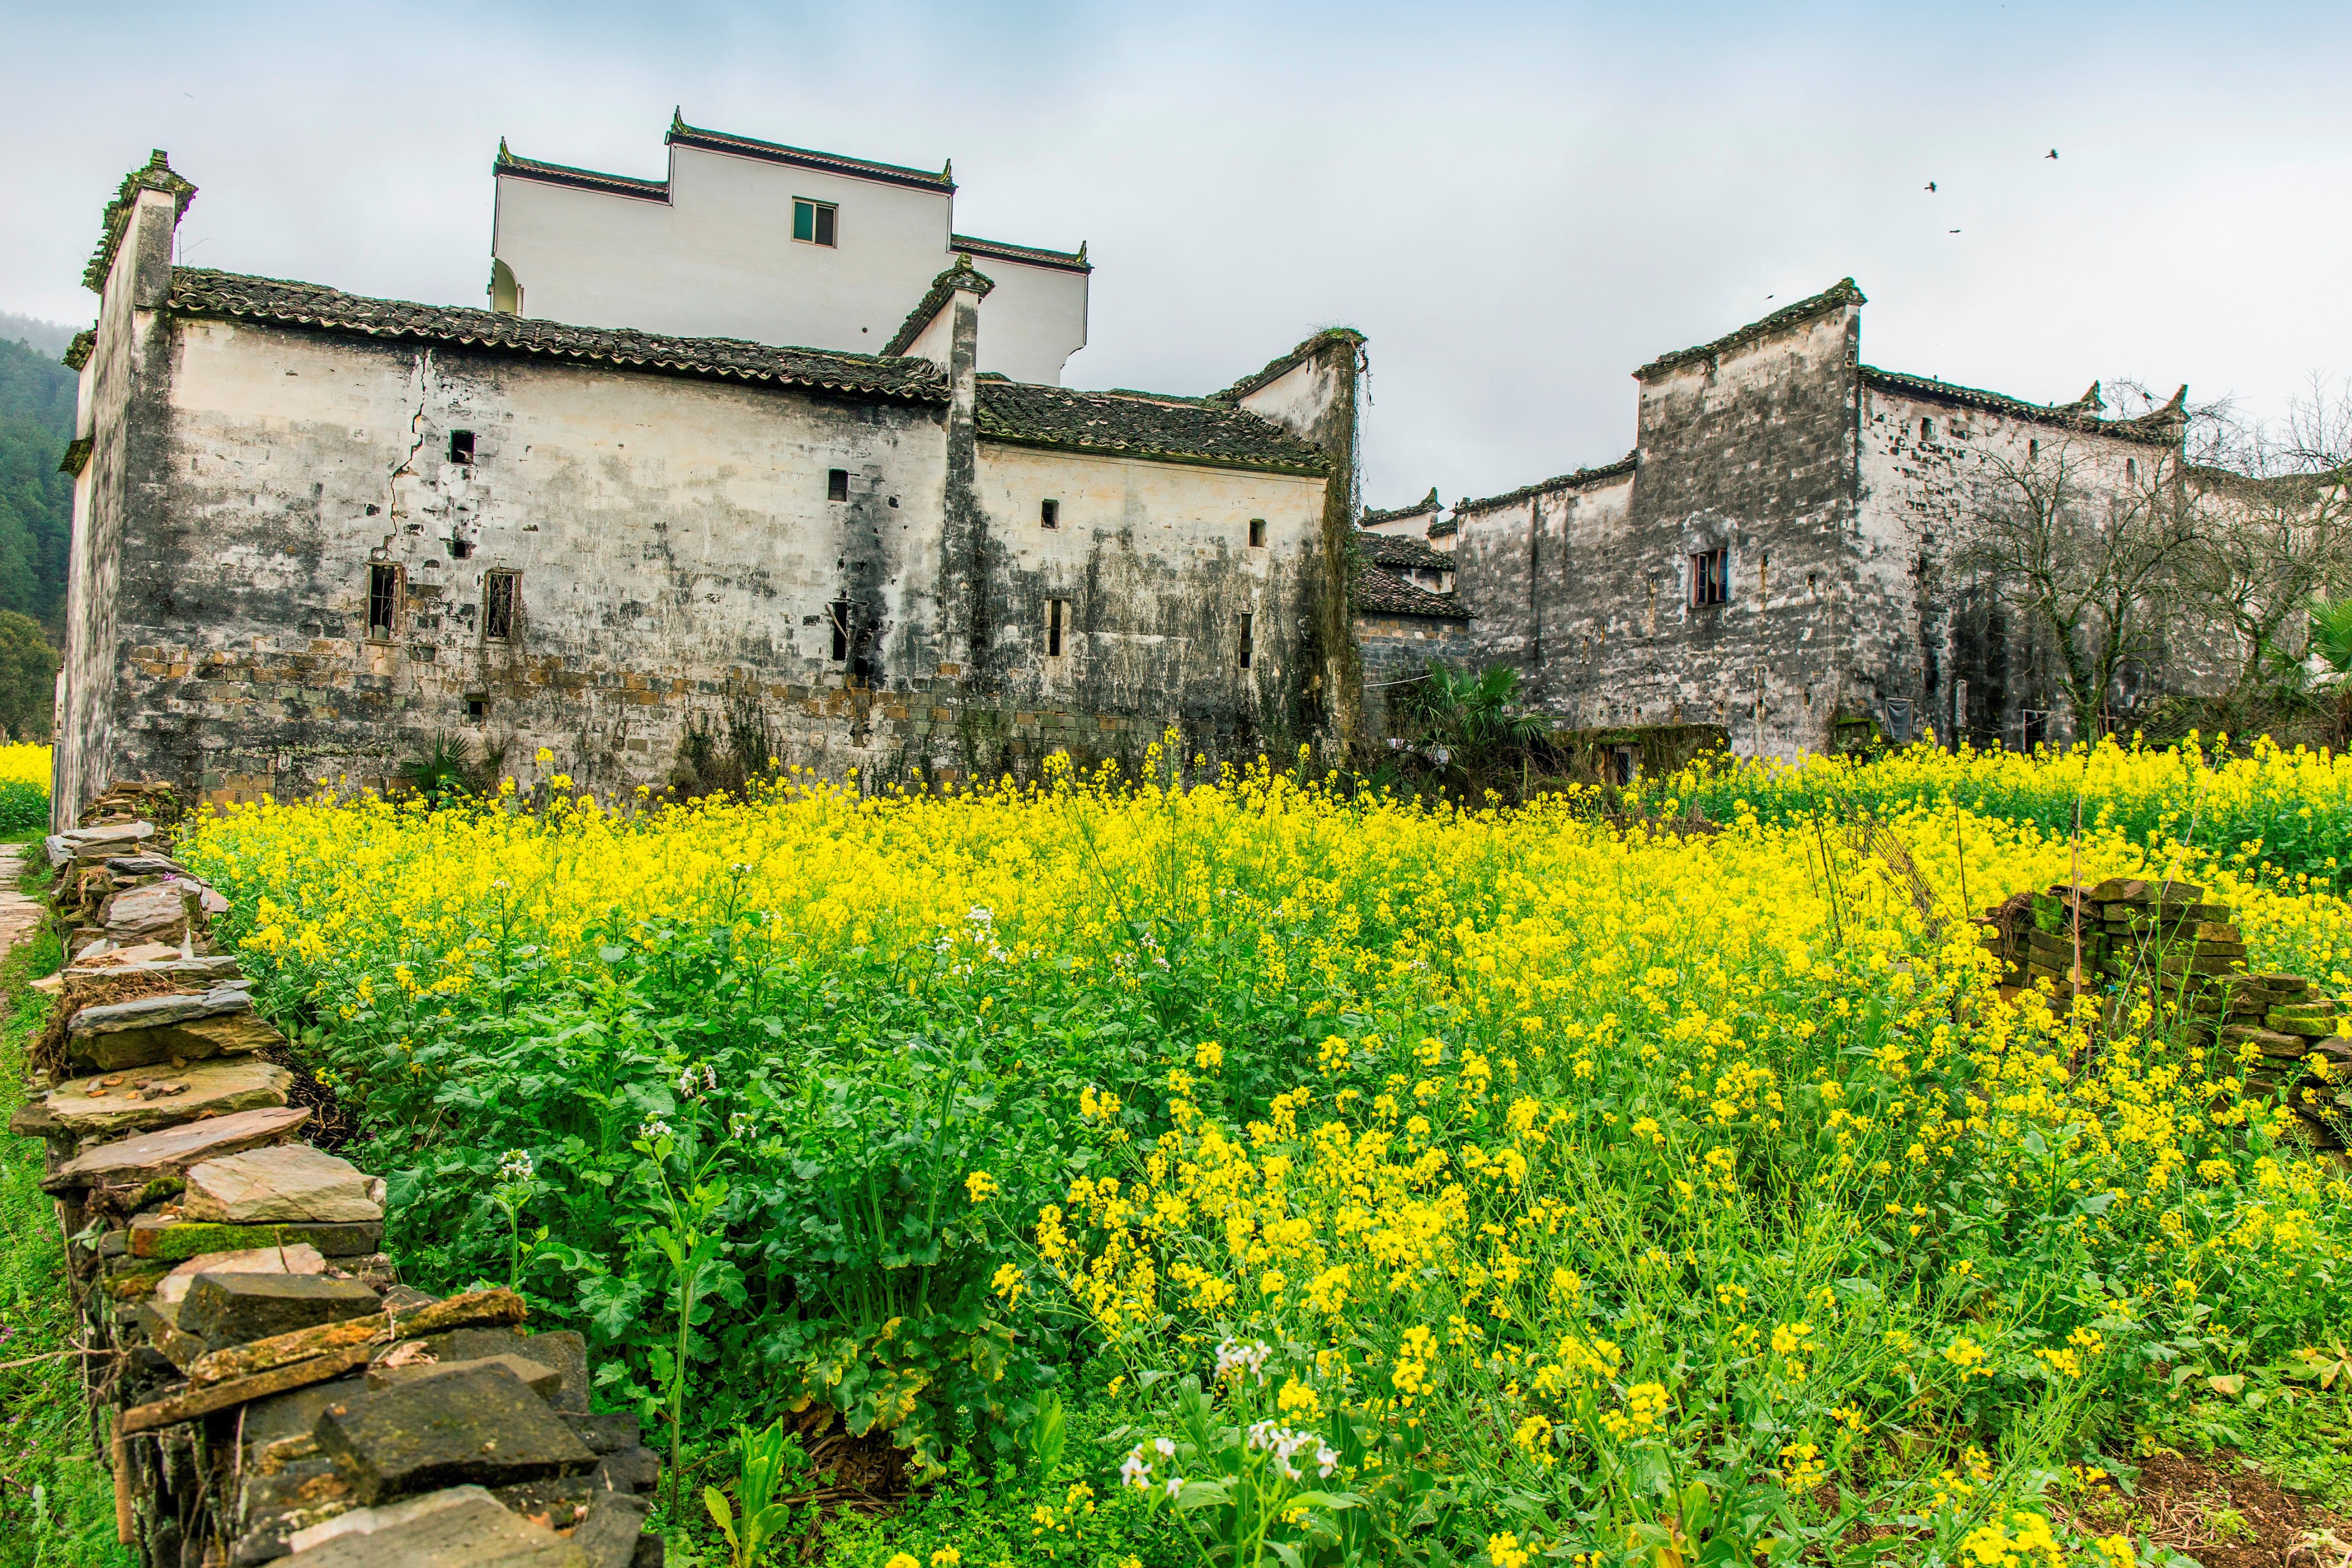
<box><xmin>9</xmin><ymin>787</ymin><xmax>662</xmax><ymax>1567</ymax></box>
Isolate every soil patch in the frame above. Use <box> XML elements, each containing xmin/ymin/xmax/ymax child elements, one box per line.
<box><xmin>2066</xmin><ymin>1450</ymin><xmax>2352</xmax><ymax>1568</ymax></box>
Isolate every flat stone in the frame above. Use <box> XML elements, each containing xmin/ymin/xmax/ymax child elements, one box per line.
<box><xmin>312</xmin><ymin>1364</ymin><xmax>597</xmax><ymax>1506</ymax></box>
<box><xmin>67</xmin><ymin>952</ymin><xmax>243</xmax><ymax>982</ymax></box>
<box><xmin>370</xmin><ymin>1354</ymin><xmax>562</xmax><ymax>1400</ymax></box>
<box><xmin>15</xmin><ymin>1057</ymin><xmax>293</xmax><ymax>1145</ymax></box>
<box><xmin>42</xmin><ymin>1104</ymin><xmax>311</xmax><ymax>1194</ymax></box>
<box><xmin>559</xmin><ymin>1413</ymin><xmax>640</xmax><ymax>1456</ymax></box>
<box><xmin>186</xmin><ymin>1144</ymin><xmax>385</xmax><ymax>1224</ymax></box>
<box><xmin>134</xmin><ymin>1297</ymin><xmax>209</xmax><ymax>1369</ymax></box>
<box><xmin>285</xmin><ymin>1483</ymin><xmax>503</xmax><ymax>1555</ymax></box>
<box><xmin>180</xmin><ymin>1272</ymin><xmax>382</xmax><ymax>1353</ymax></box>
<box><xmin>592</xmin><ymin>1447</ymin><xmax>659</xmax><ymax>1497</ymax></box>
<box><xmin>286</xmin><ymin>1501</ymin><xmax>589</xmax><ymax>1566</ymax></box>
<box><xmin>232</xmin><ymin>1455</ymin><xmax>358</xmax><ymax>1565</ymax></box>
<box><xmin>105</xmin><ymin>854</ymin><xmax>187</xmax><ymax>877</ymax></box>
<box><xmin>62</xmin><ymin>822</ymin><xmax>154</xmax><ymax>851</ymax></box>
<box><xmin>157</xmin><ymin>1242</ymin><xmax>330</xmax><ymax>1306</ymax></box>
<box><xmin>122</xmin><ymin>1212</ymin><xmax>381</xmax><ymax>1260</ymax></box>
<box><xmin>421</xmin><ymin>1329</ymin><xmax>587</xmax><ymax>1412</ymax></box>
<box><xmin>570</xmin><ymin>1491</ymin><xmax>652</xmax><ymax>1568</ymax></box>
<box><xmin>240</xmin><ymin>1373</ymin><xmax>367</xmax><ymax>1461</ymax></box>
<box><xmin>104</xmin><ymin>880</ymin><xmax>200</xmax><ymax>941</ymax></box>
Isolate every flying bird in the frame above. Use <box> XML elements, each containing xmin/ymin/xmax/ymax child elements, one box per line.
<box><xmin>1948</xmin><ymin>228</ymin><xmax>1962</xmax><ymax>234</ymax></box>
<box><xmin>2046</xmin><ymin>148</ymin><xmax>2059</xmax><ymax>159</ymax></box>
<box><xmin>1924</xmin><ymin>181</ymin><xmax>1937</xmax><ymax>192</ymax></box>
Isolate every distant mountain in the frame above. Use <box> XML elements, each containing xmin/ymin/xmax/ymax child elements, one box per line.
<box><xmin>0</xmin><ymin>314</ymin><xmax>83</xmax><ymax>360</ymax></box>
<box><xmin>0</xmin><ymin>329</ymin><xmax>75</xmax><ymax>644</ymax></box>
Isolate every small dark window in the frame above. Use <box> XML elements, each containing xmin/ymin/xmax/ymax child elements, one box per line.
<box><xmin>1046</xmin><ymin>599</ymin><xmax>1067</xmax><ymax>658</ymax></box>
<box><xmin>1690</xmin><ymin>548</ymin><xmax>1728</xmax><ymax>607</ymax></box>
<box><xmin>449</xmin><ymin>430</ymin><xmax>475</xmax><ymax>465</ymax></box>
<box><xmin>2126</xmin><ymin>458</ymin><xmax>2139</xmax><ymax>485</ymax></box>
<box><xmin>2028</xmin><ymin>439</ymin><xmax>2040</xmax><ymax>462</ymax></box>
<box><xmin>449</xmin><ymin>536</ymin><xmax>475</xmax><ymax>560</ymax></box>
<box><xmin>1611</xmin><ymin>746</ymin><xmax>1638</xmax><ymax>787</ymax></box>
<box><xmin>793</xmin><ymin>200</ymin><xmax>838</xmax><ymax>247</ymax></box>
<box><xmin>2022</xmin><ymin>708</ymin><xmax>2050</xmax><ymax>752</ymax></box>
<box><xmin>1248</xmin><ymin>518</ymin><xmax>1267</xmax><ymax>548</ymax></box>
<box><xmin>1239</xmin><ymin>612</ymin><xmax>1254</xmax><ymax>670</ymax></box>
<box><xmin>828</xmin><ymin>599</ymin><xmax>852</xmax><ymax>662</ymax></box>
<box><xmin>366</xmin><ymin>563</ymin><xmax>399</xmax><ymax>640</ymax></box>
<box><xmin>827</xmin><ymin>469</ymin><xmax>849</xmax><ymax>502</ymax></box>
<box><xmin>483</xmin><ymin>570</ymin><xmax>518</xmax><ymax>641</ymax></box>
<box><xmin>1920</xmin><ymin>418</ymin><xmax>1934</xmax><ymax>442</ymax></box>
<box><xmin>466</xmin><ymin>697</ymin><xmax>488</xmax><ymax>721</ymax></box>
<box><xmin>1041</xmin><ymin>499</ymin><xmax>1059</xmax><ymax>529</ymax></box>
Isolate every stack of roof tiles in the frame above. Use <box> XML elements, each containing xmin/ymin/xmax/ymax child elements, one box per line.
<box><xmin>10</xmin><ymin>797</ymin><xmax>659</xmax><ymax>1567</ymax></box>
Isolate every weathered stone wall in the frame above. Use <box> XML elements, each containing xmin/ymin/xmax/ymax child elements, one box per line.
<box><xmin>62</xmin><ymin>310</ymin><xmax>1332</xmax><ymax>813</ymax></box>
<box><xmin>1451</xmin><ymin>468</ymin><xmax>1633</xmax><ymax>720</ymax></box>
<box><xmin>1356</xmin><ymin>610</ymin><xmax>1472</xmax><ymax>739</ymax></box>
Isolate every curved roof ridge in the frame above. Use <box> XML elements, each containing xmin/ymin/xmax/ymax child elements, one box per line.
<box><xmin>1633</xmin><ymin>279</ymin><xmax>1865</xmax><ymax>381</ymax></box>
<box><xmin>1454</xmin><ymin>454</ymin><xmax>1638</xmax><ymax>516</ymax></box>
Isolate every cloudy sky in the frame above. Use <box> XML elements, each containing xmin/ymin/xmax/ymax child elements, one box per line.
<box><xmin>5</xmin><ymin>1</ymin><xmax>2347</xmax><ymax>505</ymax></box>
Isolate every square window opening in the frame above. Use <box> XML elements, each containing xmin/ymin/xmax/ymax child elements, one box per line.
<box><xmin>483</xmin><ymin>570</ymin><xmax>519</xmax><ymax>641</ymax></box>
<box><xmin>466</xmin><ymin>697</ymin><xmax>488</xmax><ymax>722</ymax></box>
<box><xmin>1239</xmin><ymin>612</ymin><xmax>1254</xmax><ymax>670</ymax></box>
<box><xmin>1248</xmin><ymin>517</ymin><xmax>1267</xmax><ymax>548</ymax></box>
<box><xmin>1041</xmin><ymin>499</ymin><xmax>1059</xmax><ymax>529</ymax></box>
<box><xmin>829</xmin><ymin>599</ymin><xmax>852</xmax><ymax>662</ymax></box>
<box><xmin>449</xmin><ymin>536</ymin><xmax>475</xmax><ymax>560</ymax></box>
<box><xmin>448</xmin><ymin>430</ymin><xmax>475</xmax><ymax>465</ymax></box>
<box><xmin>793</xmin><ymin>199</ymin><xmax>838</xmax><ymax>247</ymax></box>
<box><xmin>1690</xmin><ymin>548</ymin><xmax>1728</xmax><ymax>607</ymax></box>
<box><xmin>826</xmin><ymin>468</ymin><xmax>849</xmax><ymax>502</ymax></box>
<box><xmin>1046</xmin><ymin>598</ymin><xmax>1068</xmax><ymax>659</ymax></box>
<box><xmin>366</xmin><ymin>563</ymin><xmax>399</xmax><ymax>641</ymax></box>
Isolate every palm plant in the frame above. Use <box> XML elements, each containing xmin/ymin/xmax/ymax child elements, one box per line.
<box><xmin>1398</xmin><ymin>662</ymin><xmax>1551</xmax><ymax>799</ymax></box>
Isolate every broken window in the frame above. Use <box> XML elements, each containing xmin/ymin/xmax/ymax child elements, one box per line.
<box><xmin>449</xmin><ymin>430</ymin><xmax>475</xmax><ymax>465</ymax></box>
<box><xmin>793</xmin><ymin>199</ymin><xmax>838</xmax><ymax>247</ymax></box>
<box><xmin>1046</xmin><ymin>599</ymin><xmax>1068</xmax><ymax>658</ymax></box>
<box><xmin>366</xmin><ymin>563</ymin><xmax>399</xmax><ymax>641</ymax></box>
<box><xmin>483</xmin><ymin>570</ymin><xmax>519</xmax><ymax>641</ymax></box>
<box><xmin>1248</xmin><ymin>517</ymin><xmax>1267</xmax><ymax>548</ymax></box>
<box><xmin>1041</xmin><ymin>499</ymin><xmax>1059</xmax><ymax>529</ymax></box>
<box><xmin>829</xmin><ymin>599</ymin><xmax>852</xmax><ymax>662</ymax></box>
<box><xmin>827</xmin><ymin>468</ymin><xmax>849</xmax><ymax>502</ymax></box>
<box><xmin>1689</xmin><ymin>548</ymin><xmax>1728</xmax><ymax>607</ymax></box>
<box><xmin>450</xmin><ymin>536</ymin><xmax>475</xmax><ymax>560</ymax></box>
<box><xmin>1239</xmin><ymin>612</ymin><xmax>1254</xmax><ymax>670</ymax></box>
<box><xmin>2022</xmin><ymin>708</ymin><xmax>2050</xmax><ymax>752</ymax></box>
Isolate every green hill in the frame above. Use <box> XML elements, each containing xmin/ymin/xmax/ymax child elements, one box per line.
<box><xmin>0</xmin><ymin>333</ymin><xmax>74</xmax><ymax>639</ymax></box>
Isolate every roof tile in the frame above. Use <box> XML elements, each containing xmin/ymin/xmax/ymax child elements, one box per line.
<box><xmin>1356</xmin><ymin>564</ymin><xmax>1466</xmax><ymax>618</ymax></box>
<box><xmin>977</xmin><ymin>381</ymin><xmax>1328</xmax><ymax>474</ymax></box>
<box><xmin>1633</xmin><ymin>279</ymin><xmax>1865</xmax><ymax>381</ymax></box>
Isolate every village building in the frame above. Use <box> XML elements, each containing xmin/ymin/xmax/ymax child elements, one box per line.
<box><xmin>51</xmin><ymin>144</ymin><xmax>1365</xmax><ymax>821</ymax></box>
<box><xmin>1385</xmin><ymin>280</ymin><xmax>2200</xmax><ymax>760</ymax></box>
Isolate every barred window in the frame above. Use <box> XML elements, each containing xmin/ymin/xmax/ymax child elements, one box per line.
<box><xmin>366</xmin><ymin>564</ymin><xmax>399</xmax><ymax>641</ymax></box>
<box><xmin>484</xmin><ymin>571</ymin><xmax>520</xmax><ymax>641</ymax></box>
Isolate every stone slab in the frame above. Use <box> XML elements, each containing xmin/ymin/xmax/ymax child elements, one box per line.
<box><xmin>180</xmin><ymin>1272</ymin><xmax>382</xmax><ymax>1352</ymax></box>
<box><xmin>185</xmin><ymin>1144</ymin><xmax>385</xmax><ymax>1224</ymax></box>
<box><xmin>232</xmin><ymin>1455</ymin><xmax>358</xmax><ymax>1565</ymax></box>
<box><xmin>102</xmin><ymin>880</ymin><xmax>198</xmax><ymax>940</ymax></box>
<box><xmin>241</xmin><ymin>1373</ymin><xmax>370</xmax><ymax>1461</ymax></box>
<box><xmin>285</xmin><ymin>1483</ymin><xmax>502</xmax><ymax>1554</ymax></box>
<box><xmin>422</xmin><ymin>1328</ymin><xmax>589</xmax><ymax>1414</ymax></box>
<box><xmin>312</xmin><ymin>1363</ymin><xmax>597</xmax><ymax>1505</ymax></box>
<box><xmin>369</xmin><ymin>1354</ymin><xmax>562</xmax><ymax>1400</ymax></box>
<box><xmin>13</xmin><ymin>1057</ymin><xmax>292</xmax><ymax>1145</ymax></box>
<box><xmin>285</xmin><ymin>1501</ymin><xmax>589</xmax><ymax>1567</ymax></box>
<box><xmin>156</xmin><ymin>1242</ymin><xmax>330</xmax><ymax>1305</ymax></box>
<box><xmin>559</xmin><ymin>1412</ymin><xmax>640</xmax><ymax>1457</ymax></box>
<box><xmin>67</xmin><ymin>952</ymin><xmax>243</xmax><ymax>982</ymax></box>
<box><xmin>570</xmin><ymin>1491</ymin><xmax>652</xmax><ymax>1568</ymax></box>
<box><xmin>67</xmin><ymin>985</ymin><xmax>282</xmax><ymax>1071</ymax></box>
<box><xmin>121</xmin><ymin>1212</ymin><xmax>381</xmax><ymax>1261</ymax></box>
<box><xmin>42</xmin><ymin>1104</ymin><xmax>310</xmax><ymax>1194</ymax></box>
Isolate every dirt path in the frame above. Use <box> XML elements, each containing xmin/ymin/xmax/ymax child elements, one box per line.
<box><xmin>0</xmin><ymin>845</ymin><xmax>43</xmax><ymax>953</ymax></box>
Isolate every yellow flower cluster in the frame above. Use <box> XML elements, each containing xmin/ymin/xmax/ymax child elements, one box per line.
<box><xmin>0</xmin><ymin>743</ymin><xmax>50</xmax><ymax>786</ymax></box>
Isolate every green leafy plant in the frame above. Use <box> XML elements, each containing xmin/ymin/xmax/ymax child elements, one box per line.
<box><xmin>704</xmin><ymin>1416</ymin><xmax>800</xmax><ymax>1568</ymax></box>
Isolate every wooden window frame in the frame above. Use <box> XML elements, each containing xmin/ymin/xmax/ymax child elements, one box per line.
<box><xmin>483</xmin><ymin>570</ymin><xmax>520</xmax><ymax>643</ymax></box>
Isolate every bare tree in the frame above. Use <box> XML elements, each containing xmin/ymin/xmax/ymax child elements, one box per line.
<box><xmin>1954</xmin><ymin>440</ymin><xmax>2204</xmax><ymax>741</ymax></box>
<box><xmin>2177</xmin><ymin>375</ymin><xmax>2352</xmax><ymax>698</ymax></box>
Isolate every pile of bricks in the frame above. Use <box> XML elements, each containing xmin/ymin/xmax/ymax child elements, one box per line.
<box><xmin>1977</xmin><ymin>875</ymin><xmax>2349</xmax><ymax>1150</ymax></box>
<box><xmin>10</xmin><ymin>809</ymin><xmax>662</xmax><ymax>1567</ymax></box>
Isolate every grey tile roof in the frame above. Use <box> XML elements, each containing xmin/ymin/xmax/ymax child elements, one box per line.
<box><xmin>85</xmin><ymin>151</ymin><xmax>196</xmax><ymax>293</ymax></box>
<box><xmin>1211</xmin><ymin>328</ymin><xmax>1366</xmax><ymax>403</ymax></box>
<box><xmin>492</xmin><ymin>142</ymin><xmax>669</xmax><ymax>202</ymax></box>
<box><xmin>1633</xmin><ymin>279</ymin><xmax>1866</xmax><ymax>381</ymax></box>
<box><xmin>1356</xmin><ymin>564</ymin><xmax>1466</xmax><ymax>618</ymax></box>
<box><xmin>883</xmin><ymin>257</ymin><xmax>996</xmax><ymax>358</ymax></box>
<box><xmin>1356</xmin><ymin>531</ymin><xmax>1452</xmax><ymax>573</ymax></box>
<box><xmin>1362</xmin><ymin>486</ymin><xmax>1440</xmax><ymax>526</ymax></box>
<box><xmin>1862</xmin><ymin>366</ymin><xmax>2186</xmax><ymax>446</ymax></box>
<box><xmin>63</xmin><ymin>330</ymin><xmax>95</xmax><ymax>372</ymax></box>
<box><xmin>951</xmin><ymin>235</ymin><xmax>1090</xmax><ymax>274</ymax></box>
<box><xmin>1427</xmin><ymin>516</ymin><xmax>1458</xmax><ymax>538</ymax></box>
<box><xmin>164</xmin><ymin>269</ymin><xmax>951</xmax><ymax>403</ymax></box>
<box><xmin>976</xmin><ymin>380</ymin><xmax>1329</xmax><ymax>474</ymax></box>
<box><xmin>668</xmin><ymin>113</ymin><xmax>954</xmax><ymax>193</ymax></box>
<box><xmin>1454</xmin><ymin>454</ymin><xmax>1637</xmax><ymax>516</ymax></box>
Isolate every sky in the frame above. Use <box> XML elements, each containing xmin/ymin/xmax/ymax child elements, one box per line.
<box><xmin>5</xmin><ymin>1</ymin><xmax>2348</xmax><ymax>506</ymax></box>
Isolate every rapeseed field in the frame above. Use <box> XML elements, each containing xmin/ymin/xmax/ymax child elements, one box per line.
<box><xmin>137</xmin><ymin>743</ymin><xmax>2352</xmax><ymax>1564</ymax></box>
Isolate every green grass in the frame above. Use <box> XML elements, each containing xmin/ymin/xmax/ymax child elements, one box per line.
<box><xmin>0</xmin><ymin>856</ymin><xmax>129</xmax><ymax>1568</ymax></box>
